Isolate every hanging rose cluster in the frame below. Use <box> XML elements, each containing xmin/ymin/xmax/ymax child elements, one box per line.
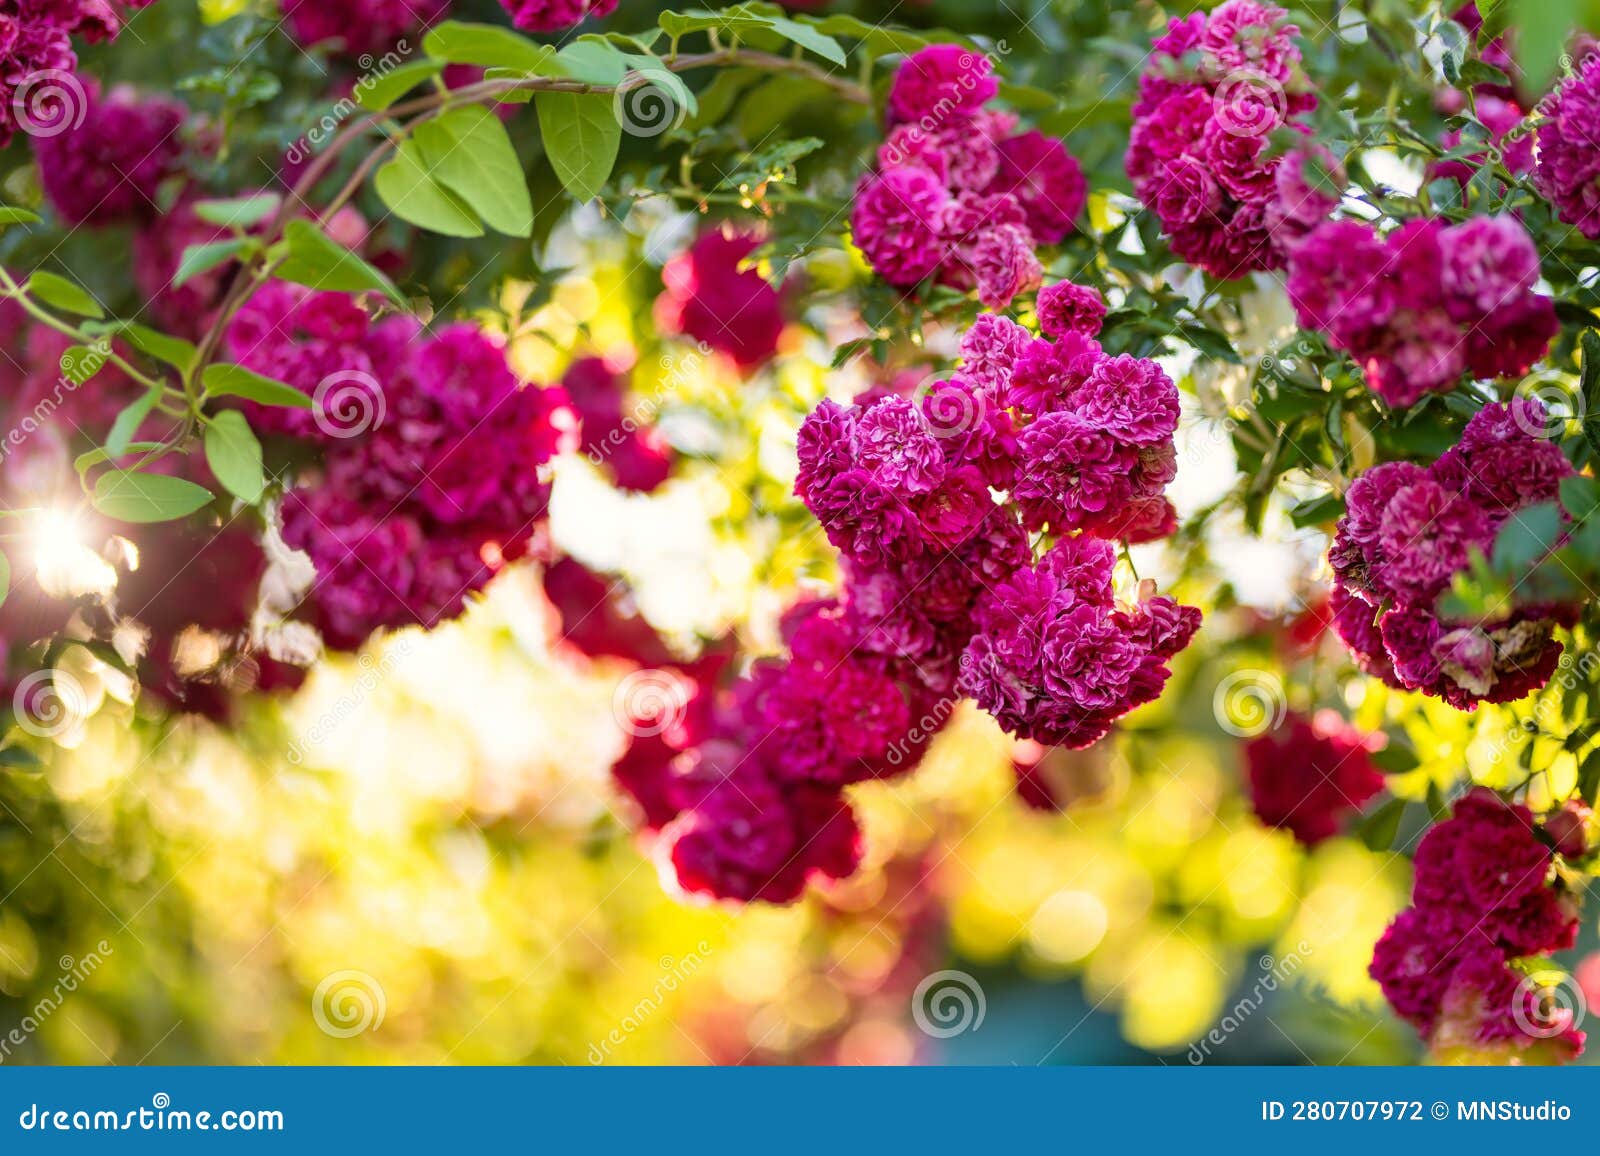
<box><xmin>1287</xmin><ymin>216</ymin><xmax>1558</xmax><ymax>408</ymax></box>
<box><xmin>1126</xmin><ymin>0</ymin><xmax>1330</xmax><ymax>279</ymax></box>
<box><xmin>224</xmin><ymin>285</ymin><xmax>577</xmax><ymax>651</ymax></box>
<box><xmin>1370</xmin><ymin>790</ymin><xmax>1583</xmax><ymax>1060</ymax></box>
<box><xmin>604</xmin><ymin>291</ymin><xmax>1193</xmax><ymax>904</ymax></box>
<box><xmin>1329</xmin><ymin>400</ymin><xmax>1576</xmax><ymax>709</ymax></box>
<box><xmin>851</xmin><ymin>45</ymin><xmax>1085</xmax><ymax>309</ymax></box>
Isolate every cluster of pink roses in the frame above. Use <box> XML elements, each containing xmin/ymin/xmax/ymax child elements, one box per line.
<box><xmin>1371</xmin><ymin>790</ymin><xmax>1583</xmax><ymax>1060</ymax></box>
<box><xmin>1329</xmin><ymin>400</ymin><xmax>1576</xmax><ymax>709</ymax></box>
<box><xmin>223</xmin><ymin>284</ymin><xmax>578</xmax><ymax>650</ymax></box>
<box><xmin>1287</xmin><ymin>215</ymin><xmax>1558</xmax><ymax>408</ymax></box>
<box><xmin>1126</xmin><ymin>0</ymin><xmax>1330</xmax><ymax>279</ymax></box>
<box><xmin>851</xmin><ymin>45</ymin><xmax>1085</xmax><ymax>309</ymax></box>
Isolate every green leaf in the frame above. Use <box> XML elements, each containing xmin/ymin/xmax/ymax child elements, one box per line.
<box><xmin>1513</xmin><ymin>0</ymin><xmax>1579</xmax><ymax>90</ymax></box>
<box><xmin>91</xmin><ymin>470</ymin><xmax>214</xmax><ymax>524</ymax></box>
<box><xmin>0</xmin><ymin>206</ymin><xmax>41</xmax><ymax>226</ymax></box>
<box><xmin>1580</xmin><ymin>329</ymin><xmax>1600</xmax><ymax>464</ymax></box>
<box><xmin>1580</xmin><ymin>747</ymin><xmax>1600</xmax><ymax>807</ymax></box>
<box><xmin>192</xmin><ymin>192</ymin><xmax>280</xmax><ymax>229</ymax></box>
<box><xmin>1560</xmin><ymin>474</ymin><xmax>1600</xmax><ymax>520</ymax></box>
<box><xmin>25</xmin><ymin>271</ymin><xmax>103</xmax><ymax>319</ymax></box>
<box><xmin>57</xmin><ymin>343</ymin><xmax>105</xmax><ymax>387</ymax></box>
<box><xmin>1491</xmin><ymin>500</ymin><xmax>1563</xmax><ymax>575</ymax></box>
<box><xmin>354</xmin><ymin>59</ymin><xmax>446</xmax><ymax>111</ymax></box>
<box><xmin>1371</xmin><ymin>743</ymin><xmax>1420</xmax><ymax>774</ymax></box>
<box><xmin>1173</xmin><ymin>323</ymin><xmax>1243</xmax><ymax>365</ymax></box>
<box><xmin>0</xmin><ymin>746</ymin><xmax>42</xmax><ymax>771</ymax></box>
<box><xmin>536</xmin><ymin>92</ymin><xmax>621</xmax><ymax>203</ymax></box>
<box><xmin>374</xmin><ymin>140</ymin><xmax>485</xmax><ymax>238</ymax></box>
<box><xmin>274</xmin><ymin>220</ymin><xmax>405</xmax><ymax>305</ymax></box>
<box><xmin>558</xmin><ymin>38</ymin><xmax>629</xmax><ymax>84</ymax></box>
<box><xmin>735</xmin><ymin>4</ymin><xmax>846</xmax><ymax>66</ymax></box>
<box><xmin>105</xmin><ymin>385</ymin><xmax>163</xmax><ymax>458</ymax></box>
<box><xmin>1359</xmin><ymin>798</ymin><xmax>1407</xmax><ymax>852</ymax></box>
<box><xmin>204</xmin><ymin>410</ymin><xmax>266</xmax><ymax>503</ymax></box>
<box><xmin>412</xmin><ymin>105</ymin><xmax>533</xmax><ymax>236</ymax></box>
<box><xmin>806</xmin><ymin>13</ymin><xmax>930</xmax><ymax>58</ymax></box>
<box><xmin>201</xmin><ymin>363</ymin><xmax>314</xmax><ymax>410</ymax></box>
<box><xmin>423</xmin><ymin>21</ymin><xmax>567</xmax><ymax>75</ymax></box>
<box><xmin>174</xmin><ymin>238</ymin><xmax>248</xmax><ymax>289</ymax></box>
<box><xmin>116</xmin><ymin>323</ymin><xmax>197</xmax><ymax>373</ymax></box>
<box><xmin>75</xmin><ymin>442</ymin><xmax>164</xmax><ymax>474</ymax></box>
<box><xmin>0</xmin><ymin>550</ymin><xmax>10</xmax><ymax>610</ymax></box>
<box><xmin>1288</xmin><ymin>492</ymin><xmax>1345</xmax><ymax>528</ymax></box>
